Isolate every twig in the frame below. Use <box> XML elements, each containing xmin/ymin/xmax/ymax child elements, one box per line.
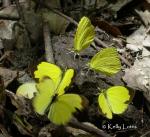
<box><xmin>0</xmin><ymin>76</ymin><xmax>5</xmax><ymax>106</ymax></box>
<box><xmin>33</xmin><ymin>0</ymin><xmax>78</xmax><ymax>26</ymax></box>
<box><xmin>94</xmin><ymin>37</ymin><xmax>108</xmax><ymax>48</ymax></box>
<box><xmin>69</xmin><ymin>119</ymin><xmax>112</xmax><ymax>137</ymax></box>
<box><xmin>33</xmin><ymin>0</ymin><xmax>131</xmax><ymax>67</ymax></box>
<box><xmin>0</xmin><ymin>51</ymin><xmax>13</xmax><ymax>62</ymax></box>
<box><xmin>0</xmin><ymin>14</ymin><xmax>19</xmax><ymax>20</ymax></box>
<box><xmin>119</xmin><ymin>55</ymin><xmax>131</xmax><ymax>67</ymax></box>
<box><xmin>14</xmin><ymin>0</ymin><xmax>25</xmax><ymax>24</ymax></box>
<box><xmin>0</xmin><ymin>124</ymin><xmax>12</xmax><ymax>137</ymax></box>
<box><xmin>43</xmin><ymin>23</ymin><xmax>54</xmax><ymax>63</ymax></box>
<box><xmin>14</xmin><ymin>0</ymin><xmax>31</xmax><ymax>47</ymax></box>
<box><xmin>140</xmin><ymin>130</ymin><xmax>150</xmax><ymax>137</ymax></box>
<box><xmin>94</xmin><ymin>0</ymin><xmax>98</xmax><ymax>9</ymax></box>
<box><xmin>2</xmin><ymin>0</ymin><xmax>11</xmax><ymax>7</ymax></box>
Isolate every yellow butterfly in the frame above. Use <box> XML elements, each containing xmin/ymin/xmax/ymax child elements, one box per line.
<box><xmin>98</xmin><ymin>86</ymin><xmax>131</xmax><ymax>119</ymax></box>
<box><xmin>33</xmin><ymin>62</ymin><xmax>83</xmax><ymax>125</ymax></box>
<box><xmin>89</xmin><ymin>47</ymin><xmax>121</xmax><ymax>76</ymax></box>
<box><xmin>74</xmin><ymin>16</ymin><xmax>95</xmax><ymax>53</ymax></box>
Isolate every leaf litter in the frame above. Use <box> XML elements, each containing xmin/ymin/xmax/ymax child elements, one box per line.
<box><xmin>0</xmin><ymin>0</ymin><xmax>150</xmax><ymax>137</ymax></box>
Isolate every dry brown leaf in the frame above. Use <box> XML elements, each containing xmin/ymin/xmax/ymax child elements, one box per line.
<box><xmin>0</xmin><ymin>67</ymin><xmax>17</xmax><ymax>87</ymax></box>
<box><xmin>135</xmin><ymin>10</ymin><xmax>150</xmax><ymax>27</ymax></box>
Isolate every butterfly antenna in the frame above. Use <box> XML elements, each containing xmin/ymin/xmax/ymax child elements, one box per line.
<box><xmin>66</xmin><ymin>48</ymin><xmax>74</xmax><ymax>55</ymax></box>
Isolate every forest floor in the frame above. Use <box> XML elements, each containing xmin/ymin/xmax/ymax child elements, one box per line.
<box><xmin>0</xmin><ymin>0</ymin><xmax>150</xmax><ymax>137</ymax></box>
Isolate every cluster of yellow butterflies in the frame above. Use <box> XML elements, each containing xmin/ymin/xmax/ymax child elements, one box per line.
<box><xmin>16</xmin><ymin>16</ymin><xmax>132</xmax><ymax>125</ymax></box>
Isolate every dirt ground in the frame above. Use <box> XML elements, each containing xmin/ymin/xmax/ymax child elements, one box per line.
<box><xmin>0</xmin><ymin>0</ymin><xmax>150</xmax><ymax>137</ymax></box>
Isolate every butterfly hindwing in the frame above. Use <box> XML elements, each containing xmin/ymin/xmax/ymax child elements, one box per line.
<box><xmin>32</xmin><ymin>79</ymin><xmax>55</xmax><ymax>115</ymax></box>
<box><xmin>106</xmin><ymin>86</ymin><xmax>130</xmax><ymax>114</ymax></box>
<box><xmin>74</xmin><ymin>16</ymin><xmax>95</xmax><ymax>52</ymax></box>
<box><xmin>89</xmin><ymin>47</ymin><xmax>121</xmax><ymax>76</ymax></box>
<box><xmin>98</xmin><ymin>92</ymin><xmax>113</xmax><ymax>119</ymax></box>
<box><xmin>48</xmin><ymin>94</ymin><xmax>82</xmax><ymax>125</ymax></box>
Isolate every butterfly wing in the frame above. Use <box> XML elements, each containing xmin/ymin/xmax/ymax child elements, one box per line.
<box><xmin>106</xmin><ymin>86</ymin><xmax>130</xmax><ymax>115</ymax></box>
<box><xmin>74</xmin><ymin>16</ymin><xmax>95</xmax><ymax>52</ymax></box>
<box><xmin>48</xmin><ymin>94</ymin><xmax>82</xmax><ymax>125</ymax></box>
<box><xmin>32</xmin><ymin>79</ymin><xmax>55</xmax><ymax>115</ymax></box>
<box><xmin>98</xmin><ymin>92</ymin><xmax>113</xmax><ymax>119</ymax></box>
<box><xmin>57</xmin><ymin>69</ymin><xmax>74</xmax><ymax>96</ymax></box>
<box><xmin>34</xmin><ymin>62</ymin><xmax>62</xmax><ymax>86</ymax></box>
<box><xmin>16</xmin><ymin>82</ymin><xmax>37</xmax><ymax>99</ymax></box>
<box><xmin>89</xmin><ymin>47</ymin><xmax>121</xmax><ymax>76</ymax></box>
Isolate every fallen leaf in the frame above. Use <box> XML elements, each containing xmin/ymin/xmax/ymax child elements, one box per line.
<box><xmin>0</xmin><ymin>5</ymin><xmax>18</xmax><ymax>19</ymax></box>
<box><xmin>108</xmin><ymin>0</ymin><xmax>132</xmax><ymax>12</ymax></box>
<box><xmin>146</xmin><ymin>0</ymin><xmax>150</xmax><ymax>4</ymax></box>
<box><xmin>40</xmin><ymin>9</ymin><xmax>70</xmax><ymax>34</ymax></box>
<box><xmin>0</xmin><ymin>67</ymin><xmax>17</xmax><ymax>87</ymax></box>
<box><xmin>92</xmin><ymin>18</ymin><xmax>122</xmax><ymax>37</ymax></box>
<box><xmin>0</xmin><ymin>20</ymin><xmax>15</xmax><ymax>40</ymax></box>
<box><xmin>135</xmin><ymin>10</ymin><xmax>150</xmax><ymax>27</ymax></box>
<box><xmin>5</xmin><ymin>90</ymin><xmax>33</xmax><ymax>116</ymax></box>
<box><xmin>126</xmin><ymin>25</ymin><xmax>150</xmax><ymax>57</ymax></box>
<box><xmin>123</xmin><ymin>57</ymin><xmax>150</xmax><ymax>103</ymax></box>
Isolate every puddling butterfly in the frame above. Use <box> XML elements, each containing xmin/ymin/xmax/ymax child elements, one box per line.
<box><xmin>74</xmin><ymin>16</ymin><xmax>95</xmax><ymax>53</ymax></box>
<box><xmin>89</xmin><ymin>47</ymin><xmax>121</xmax><ymax>76</ymax></box>
<box><xmin>33</xmin><ymin>62</ymin><xmax>83</xmax><ymax>125</ymax></box>
<box><xmin>98</xmin><ymin>86</ymin><xmax>131</xmax><ymax>119</ymax></box>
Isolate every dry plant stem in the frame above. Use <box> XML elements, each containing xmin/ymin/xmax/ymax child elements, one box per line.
<box><xmin>14</xmin><ymin>0</ymin><xmax>25</xmax><ymax>24</ymax></box>
<box><xmin>0</xmin><ymin>124</ymin><xmax>12</xmax><ymax>137</ymax></box>
<box><xmin>33</xmin><ymin>0</ymin><xmax>78</xmax><ymax>26</ymax></box>
<box><xmin>34</xmin><ymin>0</ymin><xmax>131</xmax><ymax>67</ymax></box>
<box><xmin>0</xmin><ymin>76</ymin><xmax>5</xmax><ymax>105</ymax></box>
<box><xmin>69</xmin><ymin>119</ymin><xmax>112</xmax><ymax>137</ymax></box>
<box><xmin>3</xmin><ymin>0</ymin><xmax>11</xmax><ymax>7</ymax></box>
<box><xmin>140</xmin><ymin>130</ymin><xmax>150</xmax><ymax>137</ymax></box>
<box><xmin>0</xmin><ymin>14</ymin><xmax>19</xmax><ymax>20</ymax></box>
<box><xmin>119</xmin><ymin>55</ymin><xmax>132</xmax><ymax>67</ymax></box>
<box><xmin>43</xmin><ymin>23</ymin><xmax>55</xmax><ymax>63</ymax></box>
<box><xmin>14</xmin><ymin>0</ymin><xmax>31</xmax><ymax>47</ymax></box>
<box><xmin>0</xmin><ymin>51</ymin><xmax>13</xmax><ymax>62</ymax></box>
